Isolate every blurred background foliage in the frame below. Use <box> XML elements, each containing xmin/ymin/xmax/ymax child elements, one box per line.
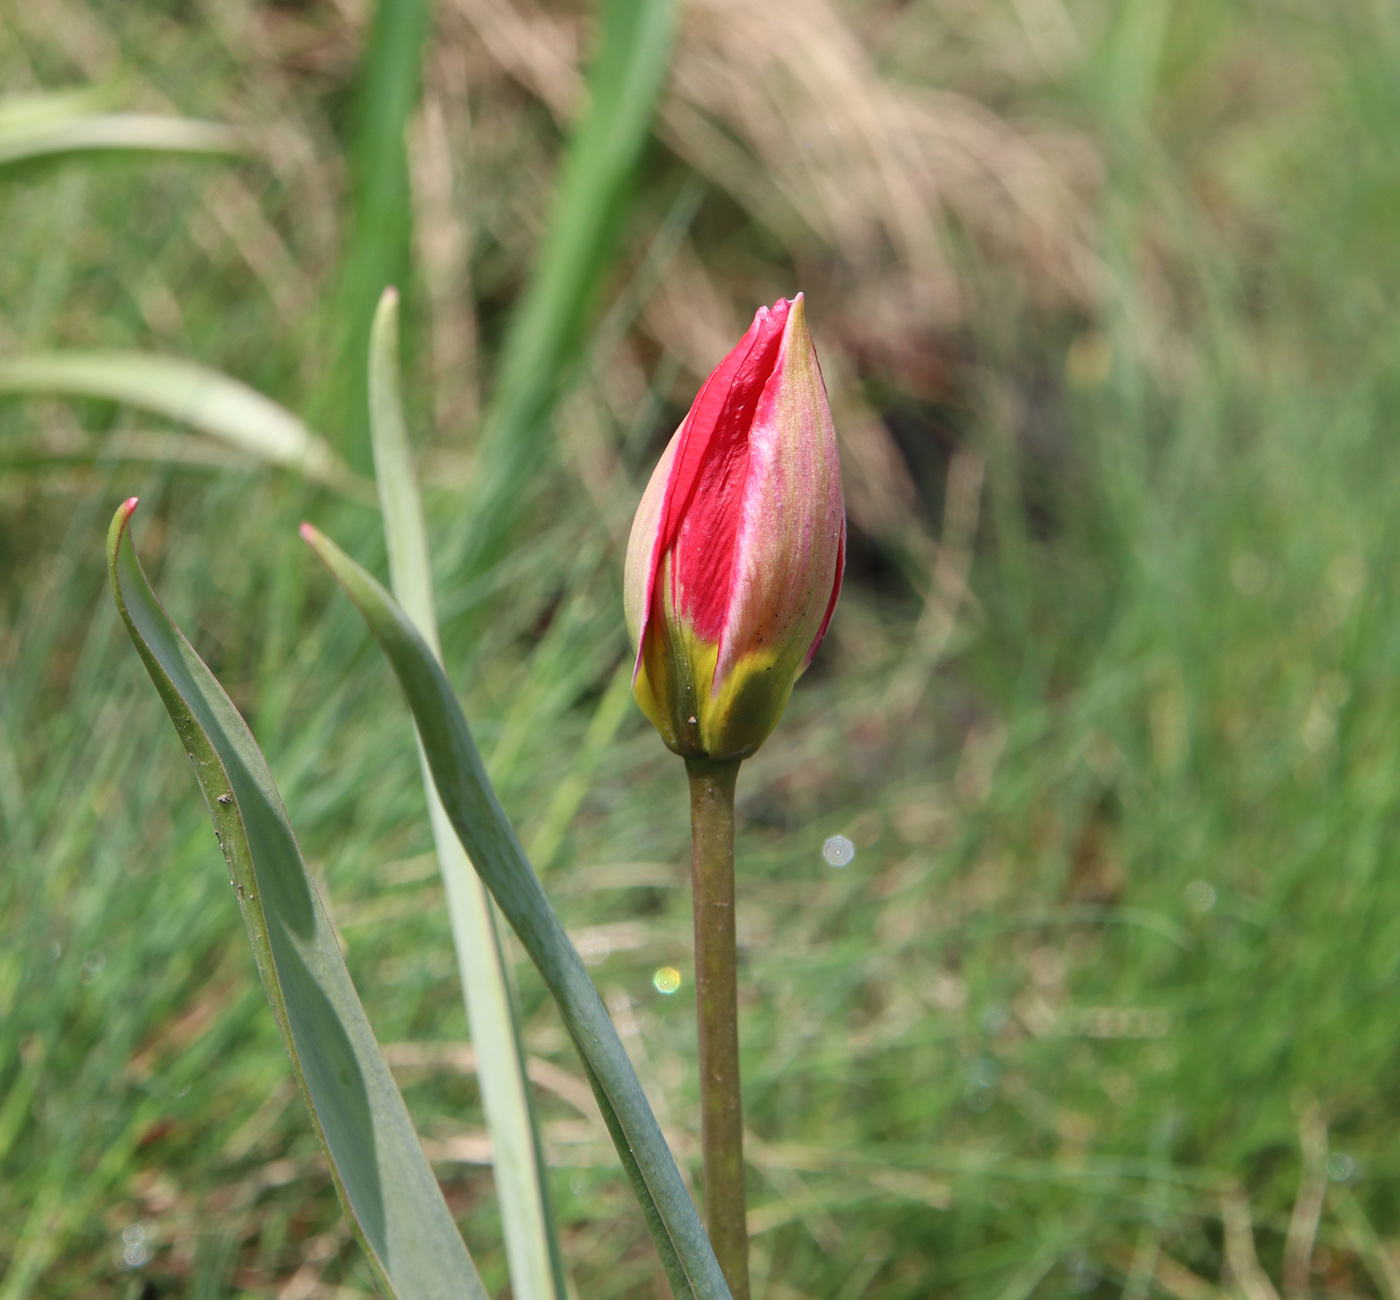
<box><xmin>4</xmin><ymin>0</ymin><xmax>1400</xmax><ymax>1297</ymax></box>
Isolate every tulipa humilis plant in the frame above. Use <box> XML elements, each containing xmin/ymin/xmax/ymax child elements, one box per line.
<box><xmin>104</xmin><ymin>289</ymin><xmax>840</xmax><ymax>1300</ymax></box>
<box><xmin>624</xmin><ymin>293</ymin><xmax>846</xmax><ymax>1298</ymax></box>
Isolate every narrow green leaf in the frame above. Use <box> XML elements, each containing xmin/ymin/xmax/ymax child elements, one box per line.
<box><xmin>369</xmin><ymin>288</ymin><xmax>568</xmax><ymax>1300</ymax></box>
<box><xmin>449</xmin><ymin>0</ymin><xmax>678</xmax><ymax>580</ymax></box>
<box><xmin>107</xmin><ymin>500</ymin><xmax>485</xmax><ymax>1300</ymax></box>
<box><xmin>0</xmin><ymin>98</ymin><xmax>241</xmax><ymax>169</ymax></box>
<box><xmin>0</xmin><ymin>354</ymin><xmax>357</xmax><ymax>491</ymax></box>
<box><xmin>0</xmin><ymin>89</ymin><xmax>106</xmax><ymax>131</ymax></box>
<box><xmin>324</xmin><ymin>0</ymin><xmax>432</xmax><ymax>471</ymax></box>
<box><xmin>301</xmin><ymin>525</ymin><xmax>729</xmax><ymax>1300</ymax></box>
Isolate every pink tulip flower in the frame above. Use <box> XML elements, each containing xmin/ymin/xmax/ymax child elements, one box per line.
<box><xmin>624</xmin><ymin>294</ymin><xmax>846</xmax><ymax>761</ymax></box>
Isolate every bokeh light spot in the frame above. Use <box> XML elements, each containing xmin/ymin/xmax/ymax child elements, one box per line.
<box><xmin>1327</xmin><ymin>1153</ymin><xmax>1357</xmax><ymax>1183</ymax></box>
<box><xmin>653</xmin><ymin>965</ymin><xmax>682</xmax><ymax>995</ymax></box>
<box><xmin>823</xmin><ymin>835</ymin><xmax>855</xmax><ymax>867</ymax></box>
<box><xmin>1185</xmin><ymin>880</ymin><xmax>1216</xmax><ymax>913</ymax></box>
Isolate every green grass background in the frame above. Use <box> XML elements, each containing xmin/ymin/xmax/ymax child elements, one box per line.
<box><xmin>5</xmin><ymin>1</ymin><xmax>1400</xmax><ymax>1297</ymax></box>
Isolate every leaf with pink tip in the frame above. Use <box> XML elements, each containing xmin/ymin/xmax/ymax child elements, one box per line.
<box><xmin>106</xmin><ymin>500</ymin><xmax>484</xmax><ymax>1300</ymax></box>
<box><xmin>300</xmin><ymin>523</ymin><xmax>732</xmax><ymax>1300</ymax></box>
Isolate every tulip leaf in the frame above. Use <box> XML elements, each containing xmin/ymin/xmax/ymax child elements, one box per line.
<box><xmin>106</xmin><ymin>500</ymin><xmax>485</xmax><ymax>1300</ymax></box>
<box><xmin>368</xmin><ymin>289</ymin><xmax>567</xmax><ymax>1300</ymax></box>
<box><xmin>0</xmin><ymin>353</ymin><xmax>357</xmax><ymax>491</ymax></box>
<box><xmin>301</xmin><ymin>525</ymin><xmax>731</xmax><ymax>1300</ymax></box>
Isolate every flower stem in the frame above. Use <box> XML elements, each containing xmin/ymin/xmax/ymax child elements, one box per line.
<box><xmin>684</xmin><ymin>756</ymin><xmax>749</xmax><ymax>1300</ymax></box>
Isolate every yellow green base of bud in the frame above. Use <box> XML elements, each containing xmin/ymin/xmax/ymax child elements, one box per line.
<box><xmin>634</xmin><ymin>618</ymin><xmax>798</xmax><ymax>762</ymax></box>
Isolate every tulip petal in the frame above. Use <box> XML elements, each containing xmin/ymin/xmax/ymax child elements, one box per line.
<box><xmin>623</xmin><ymin>292</ymin><xmax>845</xmax><ymax>761</ymax></box>
<box><xmin>659</xmin><ymin>300</ymin><xmax>790</xmax><ymax>644</ymax></box>
<box><xmin>712</xmin><ymin>296</ymin><xmax>844</xmax><ymax>701</ymax></box>
<box><xmin>623</xmin><ymin>431</ymin><xmax>676</xmax><ymax>665</ymax></box>
<box><xmin>805</xmin><ymin>516</ymin><xmax>846</xmax><ymax>668</ymax></box>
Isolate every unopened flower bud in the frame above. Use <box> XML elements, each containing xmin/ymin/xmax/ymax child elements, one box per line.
<box><xmin>624</xmin><ymin>294</ymin><xmax>845</xmax><ymax>761</ymax></box>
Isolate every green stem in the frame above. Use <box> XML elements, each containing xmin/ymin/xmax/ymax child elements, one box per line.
<box><xmin>685</xmin><ymin>757</ymin><xmax>749</xmax><ymax>1300</ymax></box>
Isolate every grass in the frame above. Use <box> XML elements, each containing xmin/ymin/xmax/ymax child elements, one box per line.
<box><xmin>5</xmin><ymin>1</ymin><xmax>1400</xmax><ymax>1298</ymax></box>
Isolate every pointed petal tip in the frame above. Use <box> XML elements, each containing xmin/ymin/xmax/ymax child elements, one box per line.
<box><xmin>120</xmin><ymin>496</ymin><xmax>139</xmax><ymax>518</ymax></box>
<box><xmin>755</xmin><ymin>294</ymin><xmax>800</xmax><ymax>342</ymax></box>
<box><xmin>752</xmin><ymin>295</ymin><xmax>798</xmax><ymax>331</ymax></box>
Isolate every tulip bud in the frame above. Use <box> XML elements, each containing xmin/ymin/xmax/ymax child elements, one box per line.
<box><xmin>624</xmin><ymin>294</ymin><xmax>845</xmax><ymax>761</ymax></box>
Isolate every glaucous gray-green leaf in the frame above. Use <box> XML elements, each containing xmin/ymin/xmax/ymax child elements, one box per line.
<box><xmin>368</xmin><ymin>287</ymin><xmax>567</xmax><ymax>1300</ymax></box>
<box><xmin>107</xmin><ymin>500</ymin><xmax>484</xmax><ymax>1300</ymax></box>
<box><xmin>301</xmin><ymin>524</ymin><xmax>731</xmax><ymax>1300</ymax></box>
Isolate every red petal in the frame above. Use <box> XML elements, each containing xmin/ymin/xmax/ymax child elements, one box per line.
<box><xmin>647</xmin><ymin>299</ymin><xmax>791</xmax><ymax>644</ymax></box>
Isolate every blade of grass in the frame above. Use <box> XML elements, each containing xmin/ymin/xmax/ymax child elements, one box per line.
<box><xmin>326</xmin><ymin>0</ymin><xmax>432</xmax><ymax>470</ymax></box>
<box><xmin>0</xmin><ymin>353</ymin><xmax>357</xmax><ymax>491</ymax></box>
<box><xmin>369</xmin><ymin>287</ymin><xmax>568</xmax><ymax>1300</ymax></box>
<box><xmin>107</xmin><ymin>499</ymin><xmax>486</xmax><ymax>1300</ymax></box>
<box><xmin>0</xmin><ymin>88</ymin><xmax>106</xmax><ymax>129</ymax></box>
<box><xmin>301</xmin><ymin>525</ymin><xmax>730</xmax><ymax>1300</ymax></box>
<box><xmin>449</xmin><ymin>0</ymin><xmax>677</xmax><ymax>581</ymax></box>
<box><xmin>0</xmin><ymin>111</ymin><xmax>241</xmax><ymax>169</ymax></box>
<box><xmin>527</xmin><ymin>658</ymin><xmax>634</xmax><ymax>872</ymax></box>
